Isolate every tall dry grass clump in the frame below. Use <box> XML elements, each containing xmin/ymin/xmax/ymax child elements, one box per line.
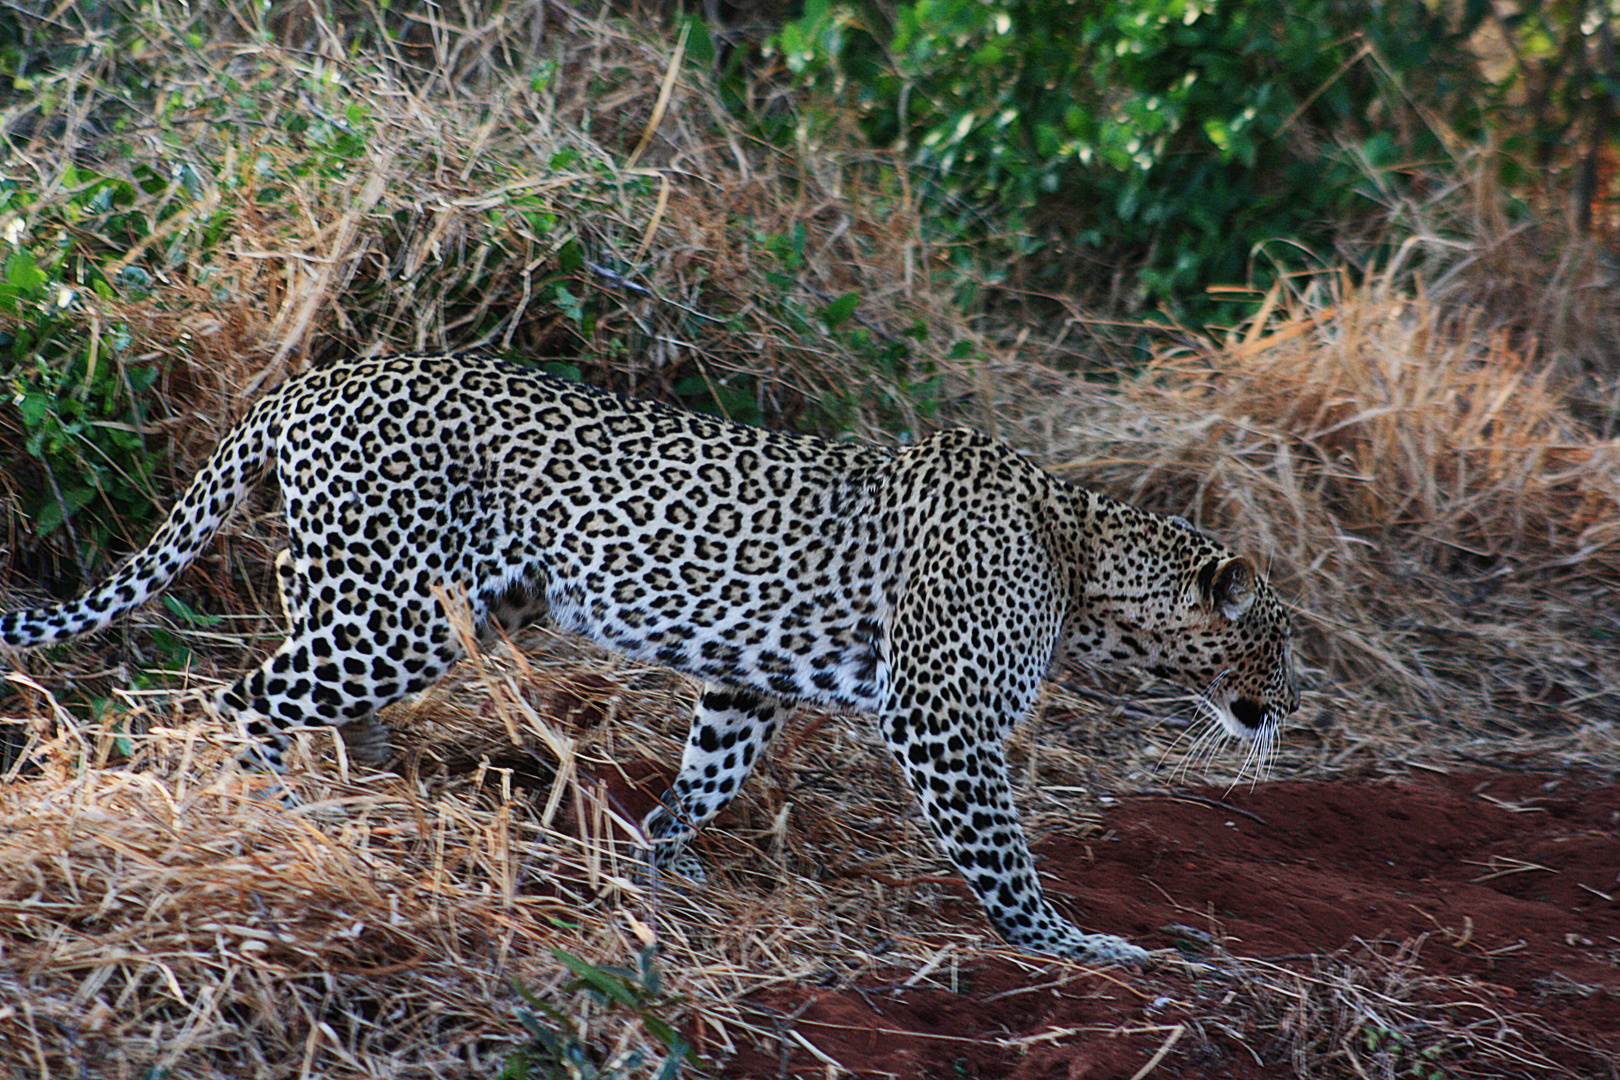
<box><xmin>1155</xmin><ymin>281</ymin><xmax>1617</xmax><ymax>575</ymax></box>
<box><xmin>1356</xmin><ymin>141</ymin><xmax>1620</xmax><ymax>425</ymax></box>
<box><xmin>1</xmin><ymin>0</ymin><xmax>962</xmax><ymax>599</ymax></box>
<box><xmin>1016</xmin><ymin>273</ymin><xmax>1620</xmax><ymax>737</ymax></box>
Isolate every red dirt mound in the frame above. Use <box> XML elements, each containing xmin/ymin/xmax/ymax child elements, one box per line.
<box><xmin>718</xmin><ymin>770</ymin><xmax>1620</xmax><ymax>1078</ymax></box>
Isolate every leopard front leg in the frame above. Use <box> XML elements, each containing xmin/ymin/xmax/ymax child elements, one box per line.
<box><xmin>878</xmin><ymin>514</ymin><xmax>1150</xmax><ymax>965</ymax></box>
<box><xmin>881</xmin><ymin>718</ymin><xmax>1149</xmax><ymax>965</ymax></box>
<box><xmin>642</xmin><ymin>683</ymin><xmax>788</xmax><ymax>880</ymax></box>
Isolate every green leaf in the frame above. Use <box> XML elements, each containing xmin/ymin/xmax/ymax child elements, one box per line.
<box><xmin>17</xmin><ymin>389</ymin><xmax>51</xmax><ymax>429</ymax></box>
<box><xmin>683</xmin><ymin>15</ymin><xmax>716</xmax><ymax>69</ymax></box>
<box><xmin>639</xmin><ymin>1016</ymin><xmax>684</xmax><ymax>1052</ymax></box>
<box><xmin>162</xmin><ymin>595</ymin><xmax>223</xmax><ymax>628</ymax></box>
<box><xmin>821</xmin><ymin>292</ymin><xmax>860</xmax><ymax>328</ymax></box>
<box><xmin>550</xmin><ymin>949</ymin><xmax>642</xmax><ymax>1009</ymax></box>
<box><xmin>6</xmin><ymin>251</ymin><xmax>46</xmax><ymax>293</ymax></box>
<box><xmin>553</xmin><ymin>285</ymin><xmax>585</xmax><ymax>327</ymax></box>
<box><xmin>146</xmin><ymin>627</ymin><xmax>191</xmax><ymax>665</ymax></box>
<box><xmin>556</xmin><ymin>238</ymin><xmax>584</xmax><ymax>274</ymax></box>
<box><xmin>33</xmin><ymin>497</ymin><xmax>65</xmax><ymax>537</ymax></box>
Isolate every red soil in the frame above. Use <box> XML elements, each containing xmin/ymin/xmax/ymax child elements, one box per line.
<box><xmin>714</xmin><ymin>771</ymin><xmax>1620</xmax><ymax>1079</ymax></box>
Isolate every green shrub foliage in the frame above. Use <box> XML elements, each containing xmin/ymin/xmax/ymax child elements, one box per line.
<box><xmin>0</xmin><ymin>169</ymin><xmax>176</xmax><ymax>588</ymax></box>
<box><xmin>779</xmin><ymin>0</ymin><xmax>1486</xmax><ymax>324</ymax></box>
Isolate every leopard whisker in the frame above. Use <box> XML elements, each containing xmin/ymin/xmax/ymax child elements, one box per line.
<box><xmin>1157</xmin><ymin>679</ymin><xmax>1235</xmax><ymax>783</ymax></box>
<box><xmin>1175</xmin><ymin>706</ymin><xmax>1231</xmax><ymax>784</ymax></box>
<box><xmin>1191</xmin><ymin>717</ymin><xmax>1229</xmax><ymax>779</ymax></box>
<box><xmin>1152</xmin><ymin>694</ymin><xmax>1210</xmax><ymax>782</ymax></box>
<box><xmin>1231</xmin><ymin>727</ymin><xmax>1267</xmax><ymax>790</ymax></box>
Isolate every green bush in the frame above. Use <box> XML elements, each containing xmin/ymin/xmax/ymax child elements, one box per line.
<box><xmin>502</xmin><ymin>947</ymin><xmax>694</xmax><ymax>1080</ymax></box>
<box><xmin>778</xmin><ymin>0</ymin><xmax>1487</xmax><ymax>326</ymax></box>
<box><xmin>0</xmin><ymin>167</ymin><xmax>182</xmax><ymax>586</ymax></box>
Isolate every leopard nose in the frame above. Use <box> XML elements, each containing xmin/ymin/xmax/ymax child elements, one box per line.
<box><xmin>1230</xmin><ymin>697</ymin><xmax>1265</xmax><ymax>731</ymax></box>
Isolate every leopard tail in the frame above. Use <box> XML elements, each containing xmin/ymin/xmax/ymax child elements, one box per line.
<box><xmin>1</xmin><ymin>401</ymin><xmax>276</xmax><ymax>647</ymax></box>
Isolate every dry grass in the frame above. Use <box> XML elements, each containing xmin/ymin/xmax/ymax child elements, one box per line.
<box><xmin>1</xmin><ymin>627</ymin><xmax>1061</xmax><ymax>1077</ymax></box>
<box><xmin>1202</xmin><ymin>941</ymin><xmax>1610</xmax><ymax>1078</ymax></box>
<box><xmin>1352</xmin><ymin>139</ymin><xmax>1620</xmax><ymax>422</ymax></box>
<box><xmin>1002</xmin><ymin>272</ymin><xmax>1620</xmax><ymax>752</ymax></box>
<box><xmin>3</xmin><ymin>1</ymin><xmax>1619</xmax><ymax>1077</ymax></box>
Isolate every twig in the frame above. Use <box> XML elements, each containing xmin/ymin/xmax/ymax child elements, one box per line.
<box><xmin>1127</xmin><ymin>1024</ymin><xmax>1186</xmax><ymax>1080</ymax></box>
<box><xmin>1131</xmin><ymin>788</ymin><xmax>1268</xmax><ymax>825</ymax></box>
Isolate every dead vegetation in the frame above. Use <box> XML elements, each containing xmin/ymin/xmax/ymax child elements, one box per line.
<box><xmin>2</xmin><ymin>1</ymin><xmax>1618</xmax><ymax>1077</ymax></box>
<box><xmin>1006</xmin><ymin>272</ymin><xmax>1620</xmax><ymax>744</ymax></box>
<box><xmin>1219</xmin><ymin>942</ymin><xmax>1603</xmax><ymax>1078</ymax></box>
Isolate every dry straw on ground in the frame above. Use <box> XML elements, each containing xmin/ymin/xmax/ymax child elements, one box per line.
<box><xmin>2</xmin><ymin>625</ymin><xmax>1031</xmax><ymax>1077</ymax></box>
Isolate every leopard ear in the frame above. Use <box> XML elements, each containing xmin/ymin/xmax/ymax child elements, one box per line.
<box><xmin>1198</xmin><ymin>556</ymin><xmax>1256</xmax><ymax>621</ymax></box>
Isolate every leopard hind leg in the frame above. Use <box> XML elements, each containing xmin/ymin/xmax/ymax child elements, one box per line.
<box><xmin>221</xmin><ymin>554</ymin><xmax>465</xmax><ymax>770</ymax></box>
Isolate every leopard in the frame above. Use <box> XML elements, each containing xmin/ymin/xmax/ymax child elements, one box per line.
<box><xmin>2</xmin><ymin>352</ymin><xmax>1298</xmax><ymax>964</ymax></box>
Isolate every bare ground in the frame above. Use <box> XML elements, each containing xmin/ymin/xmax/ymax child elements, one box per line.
<box><xmin>718</xmin><ymin>768</ymin><xmax>1620</xmax><ymax>1079</ymax></box>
